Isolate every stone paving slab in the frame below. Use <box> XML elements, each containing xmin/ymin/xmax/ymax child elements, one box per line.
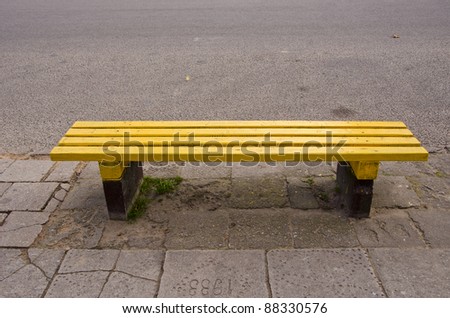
<box><xmin>0</xmin><ymin>213</ymin><xmax>7</xmax><ymax>225</ymax></box>
<box><xmin>45</xmin><ymin>161</ymin><xmax>79</xmax><ymax>182</ymax></box>
<box><xmin>28</xmin><ymin>249</ymin><xmax>65</xmax><ymax>279</ymax></box>
<box><xmin>407</xmin><ymin>174</ymin><xmax>450</xmax><ymax>210</ymax></box>
<box><xmin>0</xmin><ymin>182</ymin><xmax>59</xmax><ymax>212</ymax></box>
<box><xmin>0</xmin><ymin>160</ymin><xmax>54</xmax><ymax>182</ymax></box>
<box><xmin>60</xmin><ymin>179</ymin><xmax>106</xmax><ymax>210</ymax></box>
<box><xmin>0</xmin><ymin>248</ymin><xmax>26</xmax><ymax>280</ymax></box>
<box><xmin>287</xmin><ymin>178</ymin><xmax>319</xmax><ymax>209</ymax></box>
<box><xmin>290</xmin><ymin>211</ymin><xmax>359</xmax><ymax>248</ymax></box>
<box><xmin>115</xmin><ymin>250</ymin><xmax>164</xmax><ymax>281</ymax></box>
<box><xmin>369</xmin><ymin>248</ymin><xmax>450</xmax><ymax>297</ymax></box>
<box><xmin>228</xmin><ymin>209</ymin><xmax>291</xmax><ymax>249</ymax></box>
<box><xmin>58</xmin><ymin>249</ymin><xmax>120</xmax><ymax>273</ymax></box>
<box><xmin>373</xmin><ymin>176</ymin><xmax>421</xmax><ymax>209</ymax></box>
<box><xmin>232</xmin><ymin>162</ymin><xmax>283</xmax><ymax>178</ymax></box>
<box><xmin>0</xmin><ymin>264</ymin><xmax>49</xmax><ymax>297</ymax></box>
<box><xmin>229</xmin><ymin>177</ymin><xmax>288</xmax><ymax>209</ymax></box>
<box><xmin>353</xmin><ymin>210</ymin><xmax>425</xmax><ymax>248</ymax></box>
<box><xmin>268</xmin><ymin>249</ymin><xmax>385</xmax><ymax>298</ymax></box>
<box><xmin>159</xmin><ymin>250</ymin><xmax>268</xmax><ymax>297</ymax></box>
<box><xmin>45</xmin><ymin>271</ymin><xmax>110</xmax><ymax>298</ymax></box>
<box><xmin>100</xmin><ymin>272</ymin><xmax>158</xmax><ymax>298</ymax></box>
<box><xmin>0</xmin><ymin>159</ymin><xmax>14</xmax><ymax>174</ymax></box>
<box><xmin>0</xmin><ymin>183</ymin><xmax>12</xmax><ymax>197</ymax></box>
<box><xmin>181</xmin><ymin>163</ymin><xmax>231</xmax><ymax>179</ymax></box>
<box><xmin>165</xmin><ymin>210</ymin><xmax>229</xmax><ymax>249</ymax></box>
<box><xmin>0</xmin><ymin>212</ymin><xmax>50</xmax><ymax>247</ymax></box>
<box><xmin>408</xmin><ymin>210</ymin><xmax>450</xmax><ymax>247</ymax></box>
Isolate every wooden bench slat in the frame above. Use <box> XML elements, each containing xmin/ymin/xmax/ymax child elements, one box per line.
<box><xmin>58</xmin><ymin>136</ymin><xmax>422</xmax><ymax>147</ymax></box>
<box><xmin>72</xmin><ymin>121</ymin><xmax>407</xmax><ymax>129</ymax></box>
<box><xmin>65</xmin><ymin>128</ymin><xmax>414</xmax><ymax>138</ymax></box>
<box><xmin>50</xmin><ymin>145</ymin><xmax>429</xmax><ymax>162</ymax></box>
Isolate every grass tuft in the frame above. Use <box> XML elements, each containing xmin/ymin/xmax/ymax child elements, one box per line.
<box><xmin>127</xmin><ymin>176</ymin><xmax>183</xmax><ymax>222</ymax></box>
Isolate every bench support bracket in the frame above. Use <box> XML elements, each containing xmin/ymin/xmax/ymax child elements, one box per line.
<box><xmin>101</xmin><ymin>162</ymin><xmax>143</xmax><ymax>220</ymax></box>
<box><xmin>337</xmin><ymin>162</ymin><xmax>374</xmax><ymax>218</ymax></box>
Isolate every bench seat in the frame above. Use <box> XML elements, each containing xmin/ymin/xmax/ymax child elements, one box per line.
<box><xmin>50</xmin><ymin>121</ymin><xmax>428</xmax><ymax>220</ymax></box>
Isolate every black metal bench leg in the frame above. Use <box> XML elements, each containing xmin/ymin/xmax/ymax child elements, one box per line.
<box><xmin>102</xmin><ymin>162</ymin><xmax>143</xmax><ymax>220</ymax></box>
<box><xmin>337</xmin><ymin>162</ymin><xmax>374</xmax><ymax>218</ymax></box>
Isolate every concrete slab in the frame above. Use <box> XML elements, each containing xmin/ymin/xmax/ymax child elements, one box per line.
<box><xmin>60</xmin><ymin>179</ymin><xmax>106</xmax><ymax>210</ymax></box>
<box><xmin>268</xmin><ymin>249</ymin><xmax>385</xmax><ymax>297</ymax></box>
<box><xmin>0</xmin><ymin>212</ymin><xmax>50</xmax><ymax>247</ymax></box>
<box><xmin>407</xmin><ymin>174</ymin><xmax>450</xmax><ymax>210</ymax></box>
<box><xmin>0</xmin><ymin>159</ymin><xmax>14</xmax><ymax>174</ymax></box>
<box><xmin>143</xmin><ymin>162</ymin><xmax>182</xmax><ymax>178</ymax></box>
<box><xmin>58</xmin><ymin>249</ymin><xmax>120</xmax><ymax>273</ymax></box>
<box><xmin>45</xmin><ymin>161</ymin><xmax>79</xmax><ymax>182</ymax></box>
<box><xmin>0</xmin><ymin>213</ymin><xmax>7</xmax><ymax>225</ymax></box>
<box><xmin>100</xmin><ymin>272</ymin><xmax>158</xmax><ymax>298</ymax></box>
<box><xmin>0</xmin><ymin>183</ymin><xmax>12</xmax><ymax>196</ymax></box>
<box><xmin>409</xmin><ymin>210</ymin><xmax>450</xmax><ymax>247</ymax></box>
<box><xmin>53</xmin><ymin>188</ymin><xmax>67</xmax><ymax>202</ymax></box>
<box><xmin>0</xmin><ymin>248</ymin><xmax>26</xmax><ymax>280</ymax></box>
<box><xmin>99</xmin><ymin>219</ymin><xmax>165</xmax><ymax>250</ymax></box>
<box><xmin>28</xmin><ymin>249</ymin><xmax>66</xmax><ymax>279</ymax></box>
<box><xmin>43</xmin><ymin>198</ymin><xmax>60</xmax><ymax>213</ymax></box>
<box><xmin>165</xmin><ymin>209</ymin><xmax>229</xmax><ymax>249</ymax></box>
<box><xmin>379</xmin><ymin>161</ymin><xmax>427</xmax><ymax>177</ymax></box>
<box><xmin>369</xmin><ymin>248</ymin><xmax>450</xmax><ymax>297</ymax></box>
<box><xmin>159</xmin><ymin>250</ymin><xmax>268</xmax><ymax>297</ymax></box>
<box><xmin>0</xmin><ymin>182</ymin><xmax>58</xmax><ymax>212</ymax></box>
<box><xmin>290</xmin><ymin>211</ymin><xmax>359</xmax><ymax>248</ymax></box>
<box><xmin>228</xmin><ymin>209</ymin><xmax>292</xmax><ymax>249</ymax></box>
<box><xmin>287</xmin><ymin>178</ymin><xmax>319</xmax><ymax>209</ymax></box>
<box><xmin>78</xmin><ymin>162</ymin><xmax>100</xmax><ymax>179</ymax></box>
<box><xmin>45</xmin><ymin>271</ymin><xmax>109</xmax><ymax>297</ymax></box>
<box><xmin>427</xmin><ymin>154</ymin><xmax>450</xmax><ymax>177</ymax></box>
<box><xmin>353</xmin><ymin>210</ymin><xmax>425</xmax><ymax>248</ymax></box>
<box><xmin>373</xmin><ymin>176</ymin><xmax>421</xmax><ymax>209</ymax></box>
<box><xmin>229</xmin><ymin>177</ymin><xmax>287</xmax><ymax>209</ymax></box>
<box><xmin>115</xmin><ymin>250</ymin><xmax>164</xmax><ymax>281</ymax></box>
<box><xmin>0</xmin><ymin>264</ymin><xmax>49</xmax><ymax>297</ymax></box>
<box><xmin>181</xmin><ymin>162</ymin><xmax>231</xmax><ymax>179</ymax></box>
<box><xmin>232</xmin><ymin>162</ymin><xmax>283</xmax><ymax>178</ymax></box>
<box><xmin>34</xmin><ymin>208</ymin><xmax>107</xmax><ymax>249</ymax></box>
<box><xmin>0</xmin><ymin>160</ymin><xmax>54</xmax><ymax>182</ymax></box>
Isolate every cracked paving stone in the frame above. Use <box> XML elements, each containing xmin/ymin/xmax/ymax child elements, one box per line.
<box><xmin>0</xmin><ymin>264</ymin><xmax>49</xmax><ymax>297</ymax></box>
<box><xmin>0</xmin><ymin>212</ymin><xmax>50</xmax><ymax>247</ymax></box>
<box><xmin>0</xmin><ymin>160</ymin><xmax>54</xmax><ymax>182</ymax></box>
<box><xmin>409</xmin><ymin>210</ymin><xmax>450</xmax><ymax>247</ymax></box>
<box><xmin>28</xmin><ymin>249</ymin><xmax>65</xmax><ymax>278</ymax></box>
<box><xmin>369</xmin><ymin>248</ymin><xmax>450</xmax><ymax>297</ymax></box>
<box><xmin>268</xmin><ymin>249</ymin><xmax>385</xmax><ymax>297</ymax></box>
<box><xmin>45</xmin><ymin>271</ymin><xmax>109</xmax><ymax>298</ymax></box>
<box><xmin>100</xmin><ymin>272</ymin><xmax>158</xmax><ymax>298</ymax></box>
<box><xmin>0</xmin><ymin>249</ymin><xmax>27</xmax><ymax>280</ymax></box>
<box><xmin>45</xmin><ymin>161</ymin><xmax>79</xmax><ymax>182</ymax></box>
<box><xmin>60</xmin><ymin>179</ymin><xmax>106</xmax><ymax>210</ymax></box>
<box><xmin>0</xmin><ymin>183</ymin><xmax>59</xmax><ymax>212</ymax></box>
<box><xmin>0</xmin><ymin>159</ymin><xmax>14</xmax><ymax>174</ymax></box>
<box><xmin>115</xmin><ymin>250</ymin><xmax>164</xmax><ymax>280</ymax></box>
<box><xmin>373</xmin><ymin>176</ymin><xmax>421</xmax><ymax>208</ymax></box>
<box><xmin>58</xmin><ymin>249</ymin><xmax>120</xmax><ymax>273</ymax></box>
<box><xmin>0</xmin><ymin>213</ymin><xmax>7</xmax><ymax>225</ymax></box>
<box><xmin>0</xmin><ymin>183</ymin><xmax>12</xmax><ymax>197</ymax></box>
<box><xmin>230</xmin><ymin>177</ymin><xmax>287</xmax><ymax>209</ymax></box>
<box><xmin>287</xmin><ymin>178</ymin><xmax>320</xmax><ymax>209</ymax></box>
<box><xmin>353</xmin><ymin>210</ymin><xmax>425</xmax><ymax>248</ymax></box>
<box><xmin>291</xmin><ymin>211</ymin><xmax>359</xmax><ymax>248</ymax></box>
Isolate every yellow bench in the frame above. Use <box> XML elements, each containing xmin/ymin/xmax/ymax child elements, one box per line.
<box><xmin>50</xmin><ymin>121</ymin><xmax>428</xmax><ymax>220</ymax></box>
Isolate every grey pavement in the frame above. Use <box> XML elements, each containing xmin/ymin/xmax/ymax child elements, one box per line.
<box><xmin>0</xmin><ymin>156</ymin><xmax>449</xmax><ymax>297</ymax></box>
<box><xmin>1</xmin><ymin>0</ymin><xmax>450</xmax><ymax>155</ymax></box>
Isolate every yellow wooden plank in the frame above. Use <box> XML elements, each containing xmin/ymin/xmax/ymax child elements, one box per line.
<box><xmin>65</xmin><ymin>128</ymin><xmax>414</xmax><ymax>138</ymax></box>
<box><xmin>50</xmin><ymin>145</ymin><xmax>429</xmax><ymax>163</ymax></box>
<box><xmin>72</xmin><ymin>121</ymin><xmax>407</xmax><ymax>129</ymax></box>
<box><xmin>58</xmin><ymin>136</ymin><xmax>422</xmax><ymax>147</ymax></box>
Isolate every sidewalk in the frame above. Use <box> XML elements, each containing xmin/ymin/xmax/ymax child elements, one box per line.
<box><xmin>0</xmin><ymin>155</ymin><xmax>449</xmax><ymax>297</ymax></box>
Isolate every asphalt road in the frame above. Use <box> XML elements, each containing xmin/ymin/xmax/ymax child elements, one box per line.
<box><xmin>1</xmin><ymin>0</ymin><xmax>449</xmax><ymax>154</ymax></box>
